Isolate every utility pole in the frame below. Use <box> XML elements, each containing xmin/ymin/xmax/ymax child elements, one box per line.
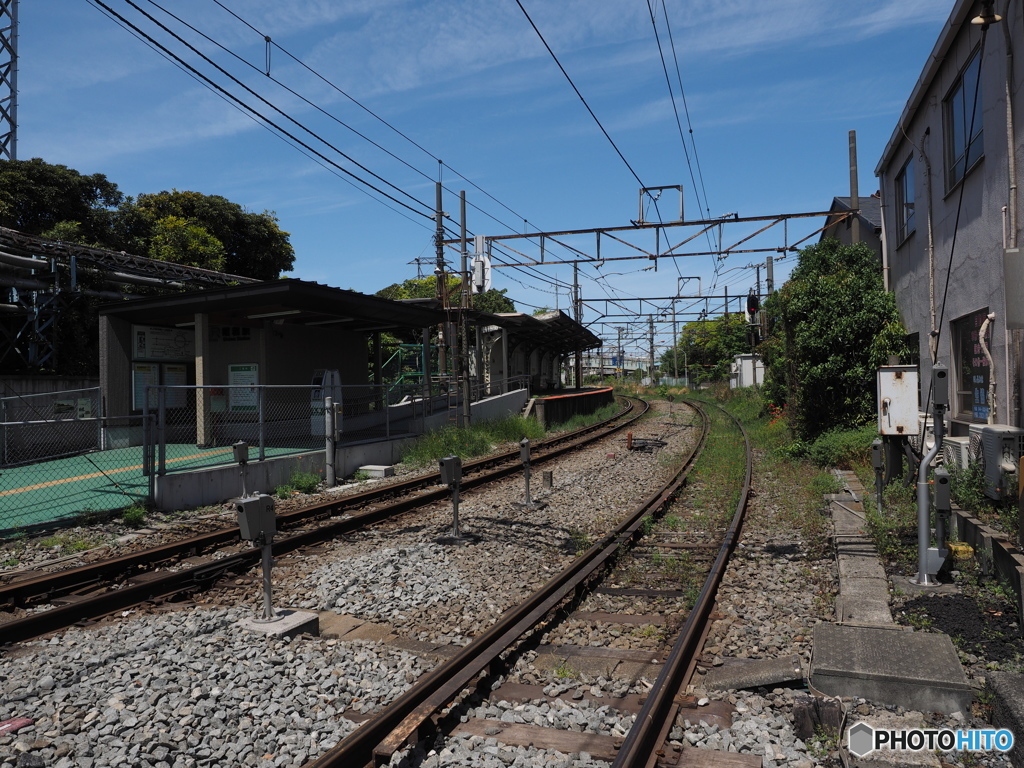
<box><xmin>459</xmin><ymin>190</ymin><xmax>471</xmax><ymax>427</ymax></box>
<box><xmin>766</xmin><ymin>255</ymin><xmax>774</xmax><ymax>294</ymax></box>
<box><xmin>0</xmin><ymin>0</ymin><xmax>17</xmax><ymax>161</ymax></box>
<box><xmin>434</xmin><ymin>181</ymin><xmax>448</xmax><ymax>376</ymax></box>
<box><xmin>648</xmin><ymin>315</ymin><xmax>655</xmax><ymax>385</ymax></box>
<box><xmin>849</xmin><ymin>129</ymin><xmax>860</xmax><ymax>244</ymax></box>
<box><xmin>573</xmin><ymin>262</ymin><xmax>582</xmax><ymax>388</ymax></box>
<box><xmin>672</xmin><ymin>300</ymin><xmax>678</xmax><ymax>381</ymax></box>
<box><xmin>616</xmin><ymin>326</ymin><xmax>624</xmax><ymax>380</ymax></box>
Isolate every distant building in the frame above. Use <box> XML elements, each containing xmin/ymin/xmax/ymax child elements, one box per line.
<box><xmin>874</xmin><ymin>0</ymin><xmax>1023</xmax><ymax>434</ymax></box>
<box><xmin>819</xmin><ymin>195</ymin><xmax>883</xmax><ymax>260</ymax></box>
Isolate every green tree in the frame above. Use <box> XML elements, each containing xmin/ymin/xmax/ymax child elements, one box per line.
<box><xmin>375</xmin><ymin>274</ymin><xmax>460</xmax><ymax>301</ymax></box>
<box><xmin>0</xmin><ymin>158</ymin><xmax>123</xmax><ymax>245</ymax></box>
<box><xmin>661</xmin><ymin>312</ymin><xmax>750</xmax><ymax>384</ymax></box>
<box><xmin>147</xmin><ymin>215</ymin><xmax>227</xmax><ymax>271</ymax></box>
<box><xmin>472</xmin><ymin>288</ymin><xmax>515</xmax><ymax>314</ymax></box>
<box><xmin>760</xmin><ymin>238</ymin><xmax>908</xmax><ymax>440</ymax></box>
<box><xmin>112</xmin><ymin>190</ymin><xmax>294</xmax><ymax>279</ymax></box>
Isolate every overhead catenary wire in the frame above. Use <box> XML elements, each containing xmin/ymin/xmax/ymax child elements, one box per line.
<box><xmin>208</xmin><ymin>0</ymin><xmax>597</xmax><ymax>289</ymax></box>
<box><xmin>644</xmin><ymin>0</ymin><xmax>713</xmax><ymax>260</ymax></box>
<box><xmin>83</xmin><ymin>3</ymin><xmax>436</xmax><ymax>231</ymax></box>
<box><xmin>514</xmin><ymin>0</ymin><xmax>649</xmax><ymax>191</ymax></box>
<box><xmin>97</xmin><ymin>0</ymin><xmax>770</xmax><ymax>343</ymax></box>
<box><xmin>128</xmin><ymin>0</ymin><xmax>718</xmax><ymax>320</ymax></box>
<box><xmin>107</xmin><ymin>0</ymin><xmax>435</xmax><ymax>220</ymax></box>
<box><xmin>658</xmin><ymin>0</ymin><xmax>712</xmax><ymax>224</ymax></box>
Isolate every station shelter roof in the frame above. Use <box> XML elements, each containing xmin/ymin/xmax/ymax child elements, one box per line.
<box><xmin>486</xmin><ymin>310</ymin><xmax>602</xmax><ymax>356</ymax></box>
<box><xmin>97</xmin><ymin>279</ymin><xmax>449</xmax><ymax>334</ymax></box>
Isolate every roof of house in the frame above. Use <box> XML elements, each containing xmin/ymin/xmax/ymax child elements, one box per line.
<box><xmin>828</xmin><ymin>196</ymin><xmax>883</xmax><ymax>231</ymax></box>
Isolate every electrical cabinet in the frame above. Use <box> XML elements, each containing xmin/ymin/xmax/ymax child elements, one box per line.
<box><xmin>876</xmin><ymin>366</ymin><xmax>919</xmax><ymax>437</ymax></box>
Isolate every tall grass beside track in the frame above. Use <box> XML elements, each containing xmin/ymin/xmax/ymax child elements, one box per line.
<box><xmin>683</xmin><ymin>385</ymin><xmax>837</xmax><ymax>560</ymax></box>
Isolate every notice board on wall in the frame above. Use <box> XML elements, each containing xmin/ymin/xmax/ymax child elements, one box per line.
<box><xmin>228</xmin><ymin>363</ymin><xmax>259</xmax><ymax>413</ymax></box>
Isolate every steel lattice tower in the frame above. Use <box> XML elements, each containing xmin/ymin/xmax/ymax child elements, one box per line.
<box><xmin>0</xmin><ymin>0</ymin><xmax>16</xmax><ymax>161</ymax></box>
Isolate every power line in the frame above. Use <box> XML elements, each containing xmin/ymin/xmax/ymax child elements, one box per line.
<box><xmin>204</xmin><ymin>0</ymin><xmax>594</xmax><ymax>298</ymax></box>
<box><xmin>514</xmin><ymin>0</ymin><xmax>648</xmax><ymax>190</ymax></box>
<box><xmin>659</xmin><ymin>0</ymin><xmax>712</xmax><ymax>222</ymax></box>
<box><xmin>85</xmin><ymin>1</ymin><xmax>427</xmax><ymax>228</ymax></box>
<box><xmin>117</xmin><ymin>0</ymin><xmax>434</xmax><ymax>218</ymax></box>
<box><xmin>91</xmin><ymin>0</ymin><xmax>436</xmax><ymax>224</ymax></box>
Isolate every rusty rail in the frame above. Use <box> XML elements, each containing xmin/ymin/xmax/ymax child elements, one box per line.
<box><xmin>0</xmin><ymin>398</ymin><xmax>647</xmax><ymax>643</ymax></box>
<box><xmin>611</xmin><ymin>400</ymin><xmax>752</xmax><ymax>767</ymax></box>
<box><xmin>306</xmin><ymin>399</ymin><xmax>710</xmax><ymax>768</ymax></box>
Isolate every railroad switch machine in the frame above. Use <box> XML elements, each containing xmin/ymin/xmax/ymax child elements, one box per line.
<box><xmin>439</xmin><ymin>455</ymin><xmax>462</xmax><ymax>486</ymax></box>
<box><xmin>237</xmin><ymin>494</ymin><xmax>276</xmax><ymax>542</ymax></box>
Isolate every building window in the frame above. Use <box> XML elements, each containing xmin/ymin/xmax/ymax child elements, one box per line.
<box><xmin>952</xmin><ymin>308</ymin><xmax>991</xmax><ymax>421</ymax></box>
<box><xmin>944</xmin><ymin>49</ymin><xmax>983</xmax><ymax>188</ymax></box>
<box><xmin>895</xmin><ymin>156</ymin><xmax>915</xmax><ymax>242</ymax></box>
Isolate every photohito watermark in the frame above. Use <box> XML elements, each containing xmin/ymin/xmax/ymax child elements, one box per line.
<box><xmin>848</xmin><ymin>722</ymin><xmax>1015</xmax><ymax>757</ymax></box>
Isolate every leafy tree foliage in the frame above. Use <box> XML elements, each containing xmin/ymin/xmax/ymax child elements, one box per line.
<box><xmin>471</xmin><ymin>288</ymin><xmax>515</xmax><ymax>314</ymax></box>
<box><xmin>374</xmin><ymin>276</ymin><xmax>515</xmax><ymax>314</ymax></box>
<box><xmin>0</xmin><ymin>158</ymin><xmax>122</xmax><ymax>245</ymax></box>
<box><xmin>0</xmin><ymin>160</ymin><xmax>294</xmax><ymax>279</ymax></box>
<box><xmin>375</xmin><ymin>275</ymin><xmax>460</xmax><ymax>301</ymax></box>
<box><xmin>759</xmin><ymin>239</ymin><xmax>908</xmax><ymax>440</ymax></box>
<box><xmin>660</xmin><ymin>312</ymin><xmax>751</xmax><ymax>383</ymax></box>
<box><xmin>112</xmin><ymin>190</ymin><xmax>293</xmax><ymax>279</ymax></box>
<box><xmin>146</xmin><ymin>215</ymin><xmax>226</xmax><ymax>271</ymax></box>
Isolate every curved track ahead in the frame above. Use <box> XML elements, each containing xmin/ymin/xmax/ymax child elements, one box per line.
<box><xmin>307</xmin><ymin>398</ymin><xmax>753</xmax><ymax>768</ymax></box>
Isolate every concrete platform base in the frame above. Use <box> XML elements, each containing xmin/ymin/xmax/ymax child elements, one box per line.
<box><xmin>989</xmin><ymin>672</ymin><xmax>1024</xmax><ymax>768</ymax></box>
<box><xmin>235</xmin><ymin>609</ymin><xmax>319</xmax><ymax>640</ymax></box>
<box><xmin>811</xmin><ymin>624</ymin><xmax>971</xmax><ymax>714</ymax></box>
<box><xmin>359</xmin><ymin>464</ymin><xmax>394</xmax><ymax>478</ymax></box>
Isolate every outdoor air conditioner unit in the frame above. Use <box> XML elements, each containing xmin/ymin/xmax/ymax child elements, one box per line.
<box><xmin>968</xmin><ymin>424</ymin><xmax>1024</xmax><ymax>500</ymax></box>
<box><xmin>942</xmin><ymin>436</ymin><xmax>972</xmax><ymax>471</ymax></box>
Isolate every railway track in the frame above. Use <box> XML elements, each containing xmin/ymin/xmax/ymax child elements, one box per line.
<box><xmin>305</xmin><ymin>399</ymin><xmax>753</xmax><ymax>768</ymax></box>
<box><xmin>0</xmin><ymin>396</ymin><xmax>648</xmax><ymax>643</ymax></box>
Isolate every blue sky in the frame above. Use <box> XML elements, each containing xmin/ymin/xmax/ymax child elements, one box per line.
<box><xmin>18</xmin><ymin>1</ymin><xmax>952</xmax><ymax>356</ymax></box>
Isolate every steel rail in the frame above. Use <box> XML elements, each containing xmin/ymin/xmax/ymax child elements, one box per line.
<box><xmin>0</xmin><ymin>399</ymin><xmax>648</xmax><ymax>643</ymax></box>
<box><xmin>306</xmin><ymin>399</ymin><xmax>710</xmax><ymax>768</ymax></box>
<box><xmin>0</xmin><ymin>397</ymin><xmax>635</xmax><ymax>605</ymax></box>
<box><xmin>611</xmin><ymin>400</ymin><xmax>753</xmax><ymax>768</ymax></box>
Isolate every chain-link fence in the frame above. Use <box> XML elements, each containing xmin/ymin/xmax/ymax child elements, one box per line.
<box><xmin>0</xmin><ymin>377</ymin><xmax>532</xmax><ymax>533</ymax></box>
<box><xmin>145</xmin><ymin>383</ymin><xmax>446</xmax><ymax>479</ymax></box>
<box><xmin>0</xmin><ymin>388</ymin><xmax>149</xmax><ymax>532</ymax></box>
<box><xmin>1</xmin><ymin>388</ymin><xmax>102</xmax><ymax>466</ymax></box>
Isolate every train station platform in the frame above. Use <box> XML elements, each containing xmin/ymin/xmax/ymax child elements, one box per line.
<box><xmin>527</xmin><ymin>387</ymin><xmax>615</xmax><ymax>428</ymax></box>
<box><xmin>0</xmin><ymin>443</ymin><xmax>310</xmax><ymax>532</ymax></box>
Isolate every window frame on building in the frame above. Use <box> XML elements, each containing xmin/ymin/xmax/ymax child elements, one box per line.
<box><xmin>895</xmin><ymin>155</ymin><xmax>916</xmax><ymax>244</ymax></box>
<box><xmin>943</xmin><ymin>48</ymin><xmax>983</xmax><ymax>190</ymax></box>
<box><xmin>951</xmin><ymin>307</ymin><xmax>992</xmax><ymax>423</ymax></box>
